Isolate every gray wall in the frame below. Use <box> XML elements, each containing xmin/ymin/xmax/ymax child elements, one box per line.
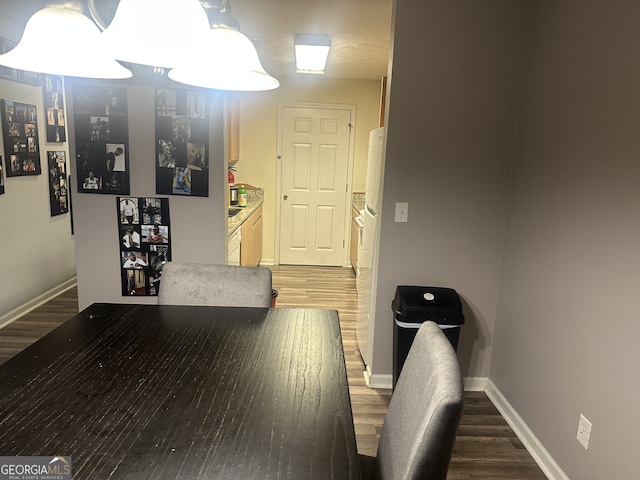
<box><xmin>491</xmin><ymin>2</ymin><xmax>640</xmax><ymax>479</ymax></box>
<box><xmin>0</xmin><ymin>78</ymin><xmax>76</xmax><ymax>319</ymax></box>
<box><xmin>373</xmin><ymin>0</ymin><xmax>529</xmax><ymax>380</ymax></box>
<box><xmin>376</xmin><ymin>0</ymin><xmax>639</xmax><ymax>478</ymax></box>
<box><xmin>66</xmin><ymin>79</ymin><xmax>228</xmax><ymax>310</ymax></box>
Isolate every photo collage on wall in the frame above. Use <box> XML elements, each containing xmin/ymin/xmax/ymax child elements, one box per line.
<box><xmin>117</xmin><ymin>197</ymin><xmax>171</xmax><ymax>296</ymax></box>
<box><xmin>155</xmin><ymin>88</ymin><xmax>209</xmax><ymax>197</ymax></box>
<box><xmin>1</xmin><ymin>99</ymin><xmax>41</xmax><ymax>176</ymax></box>
<box><xmin>47</xmin><ymin>151</ymin><xmax>68</xmax><ymax>216</ymax></box>
<box><xmin>74</xmin><ymin>85</ymin><xmax>129</xmax><ymax>195</ymax></box>
<box><xmin>43</xmin><ymin>74</ymin><xmax>66</xmax><ymax>143</ymax></box>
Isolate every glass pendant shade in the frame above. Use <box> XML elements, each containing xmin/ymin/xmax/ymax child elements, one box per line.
<box><xmin>0</xmin><ymin>6</ymin><xmax>132</xmax><ymax>79</ymax></box>
<box><xmin>101</xmin><ymin>0</ymin><xmax>211</xmax><ymax>69</ymax></box>
<box><xmin>168</xmin><ymin>28</ymin><xmax>279</xmax><ymax>91</ymax></box>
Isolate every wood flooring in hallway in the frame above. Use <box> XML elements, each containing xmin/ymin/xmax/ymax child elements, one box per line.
<box><xmin>0</xmin><ymin>265</ymin><xmax>547</xmax><ymax>479</ymax></box>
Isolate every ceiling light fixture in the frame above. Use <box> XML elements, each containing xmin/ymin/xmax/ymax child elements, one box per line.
<box><xmin>168</xmin><ymin>0</ymin><xmax>279</xmax><ymax>91</ymax></box>
<box><xmin>0</xmin><ymin>2</ymin><xmax>132</xmax><ymax>79</ymax></box>
<box><xmin>294</xmin><ymin>34</ymin><xmax>331</xmax><ymax>75</ymax></box>
<box><xmin>101</xmin><ymin>0</ymin><xmax>211</xmax><ymax>69</ymax></box>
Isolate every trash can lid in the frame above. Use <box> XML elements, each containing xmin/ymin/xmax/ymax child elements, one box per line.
<box><xmin>392</xmin><ymin>286</ymin><xmax>464</xmax><ymax>325</ymax></box>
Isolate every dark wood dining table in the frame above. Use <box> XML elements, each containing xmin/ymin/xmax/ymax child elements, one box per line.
<box><xmin>0</xmin><ymin>303</ymin><xmax>361</xmax><ymax>479</ymax></box>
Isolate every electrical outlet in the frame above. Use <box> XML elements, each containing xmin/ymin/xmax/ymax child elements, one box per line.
<box><xmin>395</xmin><ymin>202</ymin><xmax>408</xmax><ymax>223</ymax></box>
<box><xmin>576</xmin><ymin>414</ymin><xmax>592</xmax><ymax>450</ymax></box>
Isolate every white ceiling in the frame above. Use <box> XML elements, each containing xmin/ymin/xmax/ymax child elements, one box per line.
<box><xmin>4</xmin><ymin>0</ymin><xmax>394</xmax><ymax>82</ymax></box>
<box><xmin>230</xmin><ymin>0</ymin><xmax>394</xmax><ymax>80</ymax></box>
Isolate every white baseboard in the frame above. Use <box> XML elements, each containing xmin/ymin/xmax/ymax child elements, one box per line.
<box><xmin>463</xmin><ymin>376</ymin><xmax>488</xmax><ymax>391</ymax></box>
<box><xmin>485</xmin><ymin>379</ymin><xmax>569</xmax><ymax>480</ymax></box>
<box><xmin>0</xmin><ymin>277</ymin><xmax>77</xmax><ymax>330</ymax></box>
<box><xmin>364</xmin><ymin>367</ymin><xmax>393</xmax><ymax>389</ymax></box>
<box><xmin>362</xmin><ymin>374</ymin><xmax>567</xmax><ymax>480</ymax></box>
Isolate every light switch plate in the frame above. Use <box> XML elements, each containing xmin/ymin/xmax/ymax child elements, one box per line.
<box><xmin>576</xmin><ymin>414</ymin><xmax>592</xmax><ymax>450</ymax></box>
<box><xmin>395</xmin><ymin>202</ymin><xmax>408</xmax><ymax>222</ymax></box>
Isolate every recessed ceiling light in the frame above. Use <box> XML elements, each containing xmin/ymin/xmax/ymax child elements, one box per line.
<box><xmin>294</xmin><ymin>34</ymin><xmax>331</xmax><ymax>75</ymax></box>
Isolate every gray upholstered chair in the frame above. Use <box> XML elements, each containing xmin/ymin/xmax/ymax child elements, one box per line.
<box><xmin>157</xmin><ymin>262</ymin><xmax>272</xmax><ymax>308</ymax></box>
<box><xmin>360</xmin><ymin>321</ymin><xmax>464</xmax><ymax>480</ymax></box>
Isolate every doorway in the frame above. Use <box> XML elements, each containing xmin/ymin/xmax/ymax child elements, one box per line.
<box><xmin>276</xmin><ymin>103</ymin><xmax>355</xmax><ymax>266</ymax></box>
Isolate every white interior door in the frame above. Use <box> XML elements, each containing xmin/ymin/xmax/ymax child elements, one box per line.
<box><xmin>278</xmin><ymin>105</ymin><xmax>352</xmax><ymax>266</ymax></box>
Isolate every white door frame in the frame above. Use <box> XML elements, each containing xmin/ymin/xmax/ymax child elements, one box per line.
<box><xmin>275</xmin><ymin>101</ymin><xmax>356</xmax><ymax>266</ymax></box>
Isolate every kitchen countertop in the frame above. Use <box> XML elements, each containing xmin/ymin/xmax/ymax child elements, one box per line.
<box><xmin>228</xmin><ymin>188</ymin><xmax>264</xmax><ymax>235</ymax></box>
<box><xmin>230</xmin><ymin>190</ymin><xmax>357</xmax><ymax>236</ymax></box>
<box><xmin>352</xmin><ymin>192</ymin><xmax>365</xmax><ymax>212</ymax></box>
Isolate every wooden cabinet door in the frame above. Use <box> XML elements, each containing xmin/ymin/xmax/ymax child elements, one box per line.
<box><xmin>253</xmin><ymin>213</ymin><xmax>263</xmax><ymax>266</ymax></box>
<box><xmin>240</xmin><ymin>206</ymin><xmax>263</xmax><ymax>267</ymax></box>
<box><xmin>240</xmin><ymin>220</ymin><xmax>253</xmax><ymax>267</ymax></box>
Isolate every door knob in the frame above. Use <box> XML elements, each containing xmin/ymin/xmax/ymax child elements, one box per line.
<box><xmin>283</xmin><ymin>194</ymin><xmax>288</xmax><ymax>200</ymax></box>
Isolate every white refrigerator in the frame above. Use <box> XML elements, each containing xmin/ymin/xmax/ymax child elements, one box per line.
<box><xmin>356</xmin><ymin>127</ymin><xmax>385</xmax><ymax>370</ymax></box>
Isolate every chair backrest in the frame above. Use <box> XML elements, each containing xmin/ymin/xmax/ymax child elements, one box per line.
<box><xmin>375</xmin><ymin>321</ymin><xmax>464</xmax><ymax>480</ymax></box>
<box><xmin>158</xmin><ymin>262</ymin><xmax>272</xmax><ymax>308</ymax></box>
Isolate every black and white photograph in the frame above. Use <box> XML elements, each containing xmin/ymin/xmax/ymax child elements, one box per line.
<box><xmin>120</xmin><ymin>224</ymin><xmax>141</xmax><ymax>249</ymax></box>
<box><xmin>117</xmin><ymin>196</ymin><xmax>171</xmax><ymax>296</ymax></box>
<box><xmin>90</xmin><ymin>116</ymin><xmax>110</xmax><ymax>141</ymax></box>
<box><xmin>186</xmin><ymin>90</ymin><xmax>206</xmax><ymax>119</ymax></box>
<box><xmin>187</xmin><ymin>142</ymin><xmax>206</xmax><ymax>170</ymax></box>
<box><xmin>155</xmin><ymin>88</ymin><xmax>209</xmax><ymax>197</ymax></box>
<box><xmin>74</xmin><ymin>85</ymin><xmax>129</xmax><ymax>194</ymax></box>
<box><xmin>47</xmin><ymin>151</ymin><xmax>68</xmax><ymax>216</ymax></box>
<box><xmin>106</xmin><ymin>143</ymin><xmax>125</xmax><ymax>171</ymax></box>
<box><xmin>42</xmin><ymin>74</ymin><xmax>66</xmax><ymax>142</ymax></box>
<box><xmin>158</xmin><ymin>139</ymin><xmax>176</xmax><ymax>168</ymax></box>
<box><xmin>119</xmin><ymin>197</ymin><xmax>139</xmax><ymax>224</ymax></box>
<box><xmin>156</xmin><ymin>88</ymin><xmax>176</xmax><ymax>116</ymax></box>
<box><xmin>1</xmin><ymin>99</ymin><xmax>41</xmax><ymax>177</ymax></box>
<box><xmin>147</xmin><ymin>244</ymin><xmax>168</xmax><ymax>296</ymax></box>
<box><xmin>141</xmin><ymin>196</ymin><xmax>166</xmax><ymax>225</ymax></box>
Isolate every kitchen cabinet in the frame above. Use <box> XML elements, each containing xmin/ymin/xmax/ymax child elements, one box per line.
<box><xmin>227</xmin><ymin>94</ymin><xmax>240</xmax><ymax>163</ymax></box>
<box><xmin>240</xmin><ymin>204</ymin><xmax>263</xmax><ymax>267</ymax></box>
<box><xmin>350</xmin><ymin>205</ymin><xmax>359</xmax><ymax>274</ymax></box>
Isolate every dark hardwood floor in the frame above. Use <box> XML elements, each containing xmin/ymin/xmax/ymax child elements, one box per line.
<box><xmin>0</xmin><ymin>286</ymin><xmax>79</xmax><ymax>365</ymax></box>
<box><xmin>0</xmin><ymin>266</ymin><xmax>547</xmax><ymax>479</ymax></box>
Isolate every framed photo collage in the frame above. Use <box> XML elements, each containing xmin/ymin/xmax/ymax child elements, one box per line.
<box><xmin>1</xmin><ymin>78</ymin><xmax>210</xmax><ymax>295</ymax></box>
<box><xmin>118</xmin><ymin>197</ymin><xmax>171</xmax><ymax>297</ymax></box>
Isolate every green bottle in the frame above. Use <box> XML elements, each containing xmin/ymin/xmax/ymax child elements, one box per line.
<box><xmin>238</xmin><ymin>184</ymin><xmax>247</xmax><ymax>207</ymax></box>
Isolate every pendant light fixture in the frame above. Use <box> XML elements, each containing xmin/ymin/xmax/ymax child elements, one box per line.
<box><xmin>0</xmin><ymin>2</ymin><xmax>132</xmax><ymax>79</ymax></box>
<box><xmin>100</xmin><ymin>0</ymin><xmax>211</xmax><ymax>69</ymax></box>
<box><xmin>168</xmin><ymin>0</ymin><xmax>279</xmax><ymax>91</ymax></box>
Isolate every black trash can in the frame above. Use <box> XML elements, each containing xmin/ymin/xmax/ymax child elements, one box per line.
<box><xmin>392</xmin><ymin>285</ymin><xmax>464</xmax><ymax>388</ymax></box>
